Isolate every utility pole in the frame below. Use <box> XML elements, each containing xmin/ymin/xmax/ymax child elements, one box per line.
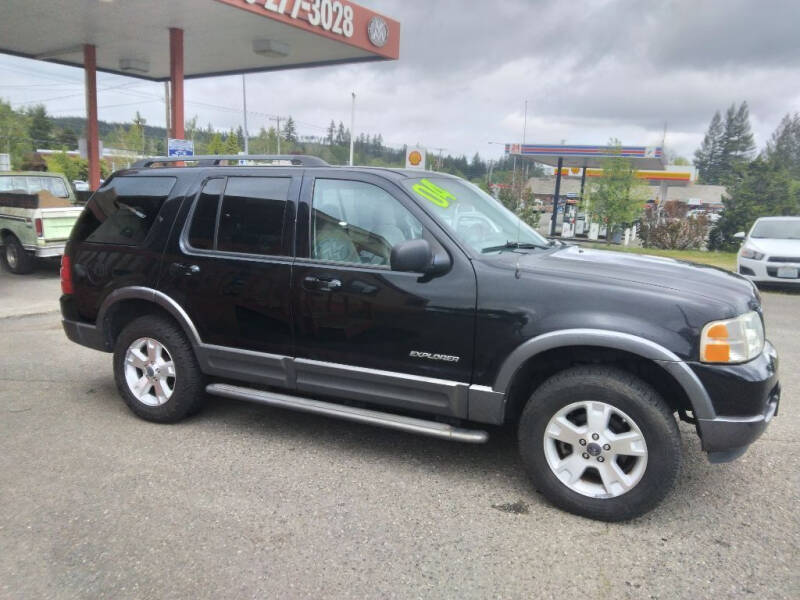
<box><xmin>241</xmin><ymin>74</ymin><xmax>249</xmax><ymax>154</ymax></box>
<box><xmin>270</xmin><ymin>116</ymin><xmax>281</xmax><ymax>154</ymax></box>
<box><xmin>349</xmin><ymin>91</ymin><xmax>356</xmax><ymax>166</ymax></box>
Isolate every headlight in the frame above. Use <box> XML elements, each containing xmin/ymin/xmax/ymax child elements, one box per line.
<box><xmin>740</xmin><ymin>247</ymin><xmax>764</xmax><ymax>260</ymax></box>
<box><xmin>700</xmin><ymin>311</ymin><xmax>764</xmax><ymax>363</ymax></box>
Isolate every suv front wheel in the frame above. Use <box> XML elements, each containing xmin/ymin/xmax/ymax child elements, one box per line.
<box><xmin>113</xmin><ymin>315</ymin><xmax>205</xmax><ymax>423</ymax></box>
<box><xmin>518</xmin><ymin>366</ymin><xmax>681</xmax><ymax>521</ymax></box>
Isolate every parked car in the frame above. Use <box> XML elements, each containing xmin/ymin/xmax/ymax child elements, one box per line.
<box><xmin>0</xmin><ymin>171</ymin><xmax>84</xmax><ymax>273</ymax></box>
<box><xmin>60</xmin><ymin>155</ymin><xmax>779</xmax><ymax>521</ymax></box>
<box><xmin>736</xmin><ymin>216</ymin><xmax>800</xmax><ymax>286</ymax></box>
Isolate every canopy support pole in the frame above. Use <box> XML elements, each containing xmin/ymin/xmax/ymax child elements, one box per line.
<box><xmin>169</xmin><ymin>28</ymin><xmax>184</xmax><ymax>140</ymax></box>
<box><xmin>550</xmin><ymin>157</ymin><xmax>563</xmax><ymax>236</ymax></box>
<box><xmin>83</xmin><ymin>44</ymin><xmax>100</xmax><ymax>191</ymax></box>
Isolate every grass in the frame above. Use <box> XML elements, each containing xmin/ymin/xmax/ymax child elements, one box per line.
<box><xmin>579</xmin><ymin>242</ymin><xmax>738</xmax><ymax>272</ymax></box>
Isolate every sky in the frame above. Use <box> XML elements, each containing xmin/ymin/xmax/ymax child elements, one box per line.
<box><xmin>2</xmin><ymin>0</ymin><xmax>799</xmax><ymax>162</ymax></box>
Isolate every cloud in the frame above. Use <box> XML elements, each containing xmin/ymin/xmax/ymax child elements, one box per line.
<box><xmin>2</xmin><ymin>0</ymin><xmax>799</xmax><ymax>161</ymax></box>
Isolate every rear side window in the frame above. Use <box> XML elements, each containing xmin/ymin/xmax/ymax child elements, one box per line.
<box><xmin>186</xmin><ymin>176</ymin><xmax>291</xmax><ymax>256</ymax></box>
<box><xmin>72</xmin><ymin>176</ymin><xmax>176</xmax><ymax>245</ymax></box>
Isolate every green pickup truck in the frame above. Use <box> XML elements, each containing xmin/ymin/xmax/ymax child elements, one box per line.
<box><xmin>0</xmin><ymin>171</ymin><xmax>84</xmax><ymax>274</ymax></box>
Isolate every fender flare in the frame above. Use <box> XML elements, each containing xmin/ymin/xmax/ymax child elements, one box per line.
<box><xmin>97</xmin><ymin>286</ymin><xmax>202</xmax><ymax>348</ymax></box>
<box><xmin>492</xmin><ymin>328</ymin><xmax>716</xmax><ymax>420</ymax></box>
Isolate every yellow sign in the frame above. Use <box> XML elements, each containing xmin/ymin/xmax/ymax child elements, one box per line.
<box><xmin>412</xmin><ymin>178</ymin><xmax>454</xmax><ymax>207</ymax></box>
<box><xmin>408</xmin><ymin>150</ymin><xmax>422</xmax><ymax>166</ymax></box>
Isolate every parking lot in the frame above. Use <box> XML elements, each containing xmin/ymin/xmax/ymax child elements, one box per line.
<box><xmin>1</xmin><ymin>263</ymin><xmax>798</xmax><ymax>600</ymax></box>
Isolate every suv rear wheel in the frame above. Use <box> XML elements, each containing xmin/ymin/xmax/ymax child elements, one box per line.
<box><xmin>518</xmin><ymin>366</ymin><xmax>681</xmax><ymax>521</ymax></box>
<box><xmin>1</xmin><ymin>234</ymin><xmax>34</xmax><ymax>274</ymax></box>
<box><xmin>113</xmin><ymin>315</ymin><xmax>205</xmax><ymax>423</ymax></box>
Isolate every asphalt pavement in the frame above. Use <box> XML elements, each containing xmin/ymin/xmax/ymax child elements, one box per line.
<box><xmin>1</xmin><ymin>264</ymin><xmax>798</xmax><ymax>599</ymax></box>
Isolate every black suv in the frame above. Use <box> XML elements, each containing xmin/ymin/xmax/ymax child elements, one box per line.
<box><xmin>60</xmin><ymin>155</ymin><xmax>780</xmax><ymax>521</ymax></box>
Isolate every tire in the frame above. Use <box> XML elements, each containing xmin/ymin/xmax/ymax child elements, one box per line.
<box><xmin>518</xmin><ymin>365</ymin><xmax>681</xmax><ymax>521</ymax></box>
<box><xmin>1</xmin><ymin>234</ymin><xmax>35</xmax><ymax>274</ymax></box>
<box><xmin>113</xmin><ymin>314</ymin><xmax>206</xmax><ymax>423</ymax></box>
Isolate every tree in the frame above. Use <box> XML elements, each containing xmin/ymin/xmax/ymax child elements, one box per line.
<box><xmin>764</xmin><ymin>112</ymin><xmax>800</xmax><ymax>178</ymax></box>
<box><xmin>0</xmin><ymin>99</ymin><xmax>32</xmax><ymax>167</ymax></box>
<box><xmin>709</xmin><ymin>158</ymin><xmax>800</xmax><ymax>250</ymax></box>
<box><xmin>55</xmin><ymin>127</ymin><xmax>78</xmax><ymax>149</ymax></box>
<box><xmin>585</xmin><ymin>140</ymin><xmax>648</xmax><ymax>243</ymax></box>
<box><xmin>335</xmin><ymin>121</ymin><xmax>346</xmax><ymax>145</ymax></box>
<box><xmin>326</xmin><ymin>120</ymin><xmax>336</xmax><ymax>145</ymax></box>
<box><xmin>282</xmin><ymin>116</ymin><xmax>297</xmax><ymax>143</ymax></box>
<box><xmin>223</xmin><ymin>129</ymin><xmax>241</xmax><ymax>154</ymax></box>
<box><xmin>206</xmin><ymin>132</ymin><xmax>225</xmax><ymax>154</ymax></box>
<box><xmin>720</xmin><ymin>101</ymin><xmax>755</xmax><ymax>176</ymax></box>
<box><xmin>694</xmin><ymin>110</ymin><xmax>725</xmax><ymax>184</ymax></box>
<box><xmin>27</xmin><ymin>105</ymin><xmax>52</xmax><ymax>148</ymax></box>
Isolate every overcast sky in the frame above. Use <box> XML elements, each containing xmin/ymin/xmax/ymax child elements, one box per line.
<box><xmin>2</xmin><ymin>0</ymin><xmax>799</xmax><ymax>162</ymax></box>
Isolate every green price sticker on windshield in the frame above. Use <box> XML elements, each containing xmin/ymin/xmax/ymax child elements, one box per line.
<box><xmin>413</xmin><ymin>178</ymin><xmax>455</xmax><ymax>208</ymax></box>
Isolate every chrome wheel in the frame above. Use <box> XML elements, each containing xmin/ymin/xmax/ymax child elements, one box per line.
<box><xmin>123</xmin><ymin>337</ymin><xmax>176</xmax><ymax>406</ymax></box>
<box><xmin>6</xmin><ymin>243</ymin><xmax>18</xmax><ymax>269</ymax></box>
<box><xmin>543</xmin><ymin>401</ymin><xmax>648</xmax><ymax>499</ymax></box>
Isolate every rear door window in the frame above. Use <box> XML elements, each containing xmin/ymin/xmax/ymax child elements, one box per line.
<box><xmin>186</xmin><ymin>176</ymin><xmax>291</xmax><ymax>256</ymax></box>
<box><xmin>71</xmin><ymin>176</ymin><xmax>176</xmax><ymax>245</ymax></box>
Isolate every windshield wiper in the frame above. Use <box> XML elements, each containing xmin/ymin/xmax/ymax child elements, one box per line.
<box><xmin>481</xmin><ymin>241</ymin><xmax>549</xmax><ymax>253</ymax></box>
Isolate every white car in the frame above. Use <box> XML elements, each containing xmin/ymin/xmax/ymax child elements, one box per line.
<box><xmin>736</xmin><ymin>216</ymin><xmax>800</xmax><ymax>285</ymax></box>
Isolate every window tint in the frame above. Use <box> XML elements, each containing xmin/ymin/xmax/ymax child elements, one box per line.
<box><xmin>311</xmin><ymin>179</ymin><xmax>423</xmax><ymax>265</ymax></box>
<box><xmin>216</xmin><ymin>177</ymin><xmax>291</xmax><ymax>255</ymax></box>
<box><xmin>72</xmin><ymin>176</ymin><xmax>176</xmax><ymax>245</ymax></box>
<box><xmin>188</xmin><ymin>178</ymin><xmax>224</xmax><ymax>250</ymax></box>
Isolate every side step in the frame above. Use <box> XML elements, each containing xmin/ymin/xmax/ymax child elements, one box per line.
<box><xmin>206</xmin><ymin>383</ymin><xmax>489</xmax><ymax>444</ymax></box>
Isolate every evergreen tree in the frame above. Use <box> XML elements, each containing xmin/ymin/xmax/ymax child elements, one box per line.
<box><xmin>27</xmin><ymin>105</ymin><xmax>53</xmax><ymax>148</ymax></box>
<box><xmin>720</xmin><ymin>101</ymin><xmax>755</xmax><ymax>176</ymax></box>
<box><xmin>55</xmin><ymin>127</ymin><xmax>78</xmax><ymax>149</ymax></box>
<box><xmin>335</xmin><ymin>121</ymin><xmax>346</xmax><ymax>145</ymax></box>
<box><xmin>206</xmin><ymin>132</ymin><xmax>225</xmax><ymax>154</ymax></box>
<box><xmin>223</xmin><ymin>130</ymin><xmax>241</xmax><ymax>154</ymax></box>
<box><xmin>282</xmin><ymin>117</ymin><xmax>297</xmax><ymax>143</ymax></box>
<box><xmin>326</xmin><ymin>120</ymin><xmax>336</xmax><ymax>145</ymax></box>
<box><xmin>765</xmin><ymin>113</ymin><xmax>800</xmax><ymax>178</ymax></box>
<box><xmin>694</xmin><ymin>111</ymin><xmax>725</xmax><ymax>184</ymax></box>
<box><xmin>709</xmin><ymin>158</ymin><xmax>800</xmax><ymax>250</ymax></box>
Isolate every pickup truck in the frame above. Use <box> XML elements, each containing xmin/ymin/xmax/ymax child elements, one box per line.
<box><xmin>0</xmin><ymin>171</ymin><xmax>83</xmax><ymax>274</ymax></box>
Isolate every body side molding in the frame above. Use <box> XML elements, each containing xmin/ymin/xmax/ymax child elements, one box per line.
<box><xmin>492</xmin><ymin>328</ymin><xmax>716</xmax><ymax>420</ymax></box>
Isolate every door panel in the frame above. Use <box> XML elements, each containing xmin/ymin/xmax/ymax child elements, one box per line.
<box><xmin>159</xmin><ymin>173</ymin><xmax>299</xmax><ymax>356</ymax></box>
<box><xmin>291</xmin><ymin>172</ymin><xmax>477</xmax><ymax>416</ymax></box>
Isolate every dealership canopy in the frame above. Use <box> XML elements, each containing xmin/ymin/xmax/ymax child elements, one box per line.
<box><xmin>1</xmin><ymin>0</ymin><xmax>400</xmax><ymax>187</ymax></box>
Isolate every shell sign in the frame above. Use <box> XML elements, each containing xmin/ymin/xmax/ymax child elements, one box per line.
<box><xmin>405</xmin><ymin>146</ymin><xmax>426</xmax><ymax>170</ymax></box>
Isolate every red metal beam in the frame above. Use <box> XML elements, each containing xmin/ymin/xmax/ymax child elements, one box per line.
<box><xmin>83</xmin><ymin>44</ymin><xmax>100</xmax><ymax>191</ymax></box>
<box><xmin>169</xmin><ymin>28</ymin><xmax>184</xmax><ymax>140</ymax></box>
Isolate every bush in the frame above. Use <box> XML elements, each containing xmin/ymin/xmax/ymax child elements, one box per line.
<box><xmin>640</xmin><ymin>201</ymin><xmax>709</xmax><ymax>250</ymax></box>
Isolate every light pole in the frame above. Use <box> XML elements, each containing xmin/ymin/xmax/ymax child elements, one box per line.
<box><xmin>241</xmin><ymin>74</ymin><xmax>249</xmax><ymax>154</ymax></box>
<box><xmin>349</xmin><ymin>91</ymin><xmax>355</xmax><ymax>166</ymax></box>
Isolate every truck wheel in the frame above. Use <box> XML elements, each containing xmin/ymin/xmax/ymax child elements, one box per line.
<box><xmin>518</xmin><ymin>365</ymin><xmax>681</xmax><ymax>521</ymax></box>
<box><xmin>1</xmin><ymin>234</ymin><xmax>35</xmax><ymax>274</ymax></box>
<box><xmin>113</xmin><ymin>314</ymin><xmax>205</xmax><ymax>423</ymax></box>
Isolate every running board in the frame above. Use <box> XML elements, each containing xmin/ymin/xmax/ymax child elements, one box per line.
<box><xmin>206</xmin><ymin>383</ymin><xmax>489</xmax><ymax>444</ymax></box>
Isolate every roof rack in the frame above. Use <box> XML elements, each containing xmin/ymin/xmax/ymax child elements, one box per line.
<box><xmin>132</xmin><ymin>154</ymin><xmax>329</xmax><ymax>168</ymax></box>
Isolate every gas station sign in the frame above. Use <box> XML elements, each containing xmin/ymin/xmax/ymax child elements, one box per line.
<box><xmin>405</xmin><ymin>146</ymin><xmax>426</xmax><ymax>170</ymax></box>
<box><xmin>168</xmin><ymin>138</ymin><xmax>194</xmax><ymax>157</ymax></box>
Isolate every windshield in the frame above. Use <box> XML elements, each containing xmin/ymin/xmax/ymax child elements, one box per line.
<box><xmin>401</xmin><ymin>176</ymin><xmax>548</xmax><ymax>253</ymax></box>
<box><xmin>751</xmin><ymin>219</ymin><xmax>800</xmax><ymax>239</ymax></box>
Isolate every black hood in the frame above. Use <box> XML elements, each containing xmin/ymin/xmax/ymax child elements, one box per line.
<box><xmin>511</xmin><ymin>245</ymin><xmax>759</xmax><ymax>315</ymax></box>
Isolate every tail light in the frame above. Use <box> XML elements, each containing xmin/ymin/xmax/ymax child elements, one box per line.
<box><xmin>34</xmin><ymin>217</ymin><xmax>43</xmax><ymax>238</ymax></box>
<box><xmin>60</xmin><ymin>254</ymin><xmax>73</xmax><ymax>295</ymax></box>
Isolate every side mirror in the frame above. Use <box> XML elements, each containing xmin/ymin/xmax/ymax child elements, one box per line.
<box><xmin>733</xmin><ymin>232</ymin><xmax>746</xmax><ymax>240</ymax></box>
<box><xmin>390</xmin><ymin>239</ymin><xmax>450</xmax><ymax>274</ymax></box>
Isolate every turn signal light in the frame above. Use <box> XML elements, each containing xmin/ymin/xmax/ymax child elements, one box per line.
<box><xmin>60</xmin><ymin>254</ymin><xmax>73</xmax><ymax>295</ymax></box>
<box><xmin>700</xmin><ymin>312</ymin><xmax>764</xmax><ymax>364</ymax></box>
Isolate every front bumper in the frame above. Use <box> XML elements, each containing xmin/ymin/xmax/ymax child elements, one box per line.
<box><xmin>738</xmin><ymin>256</ymin><xmax>800</xmax><ymax>284</ymax></box>
<box><xmin>691</xmin><ymin>341</ymin><xmax>779</xmax><ymax>462</ymax></box>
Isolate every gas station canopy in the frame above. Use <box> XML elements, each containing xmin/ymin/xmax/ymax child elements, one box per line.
<box><xmin>0</xmin><ymin>0</ymin><xmax>399</xmax><ymax>81</ymax></box>
<box><xmin>506</xmin><ymin>143</ymin><xmax>666</xmax><ymax>170</ymax></box>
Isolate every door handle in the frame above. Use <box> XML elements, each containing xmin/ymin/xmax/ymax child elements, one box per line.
<box><xmin>303</xmin><ymin>275</ymin><xmax>342</xmax><ymax>291</ymax></box>
<box><xmin>170</xmin><ymin>262</ymin><xmax>200</xmax><ymax>276</ymax></box>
